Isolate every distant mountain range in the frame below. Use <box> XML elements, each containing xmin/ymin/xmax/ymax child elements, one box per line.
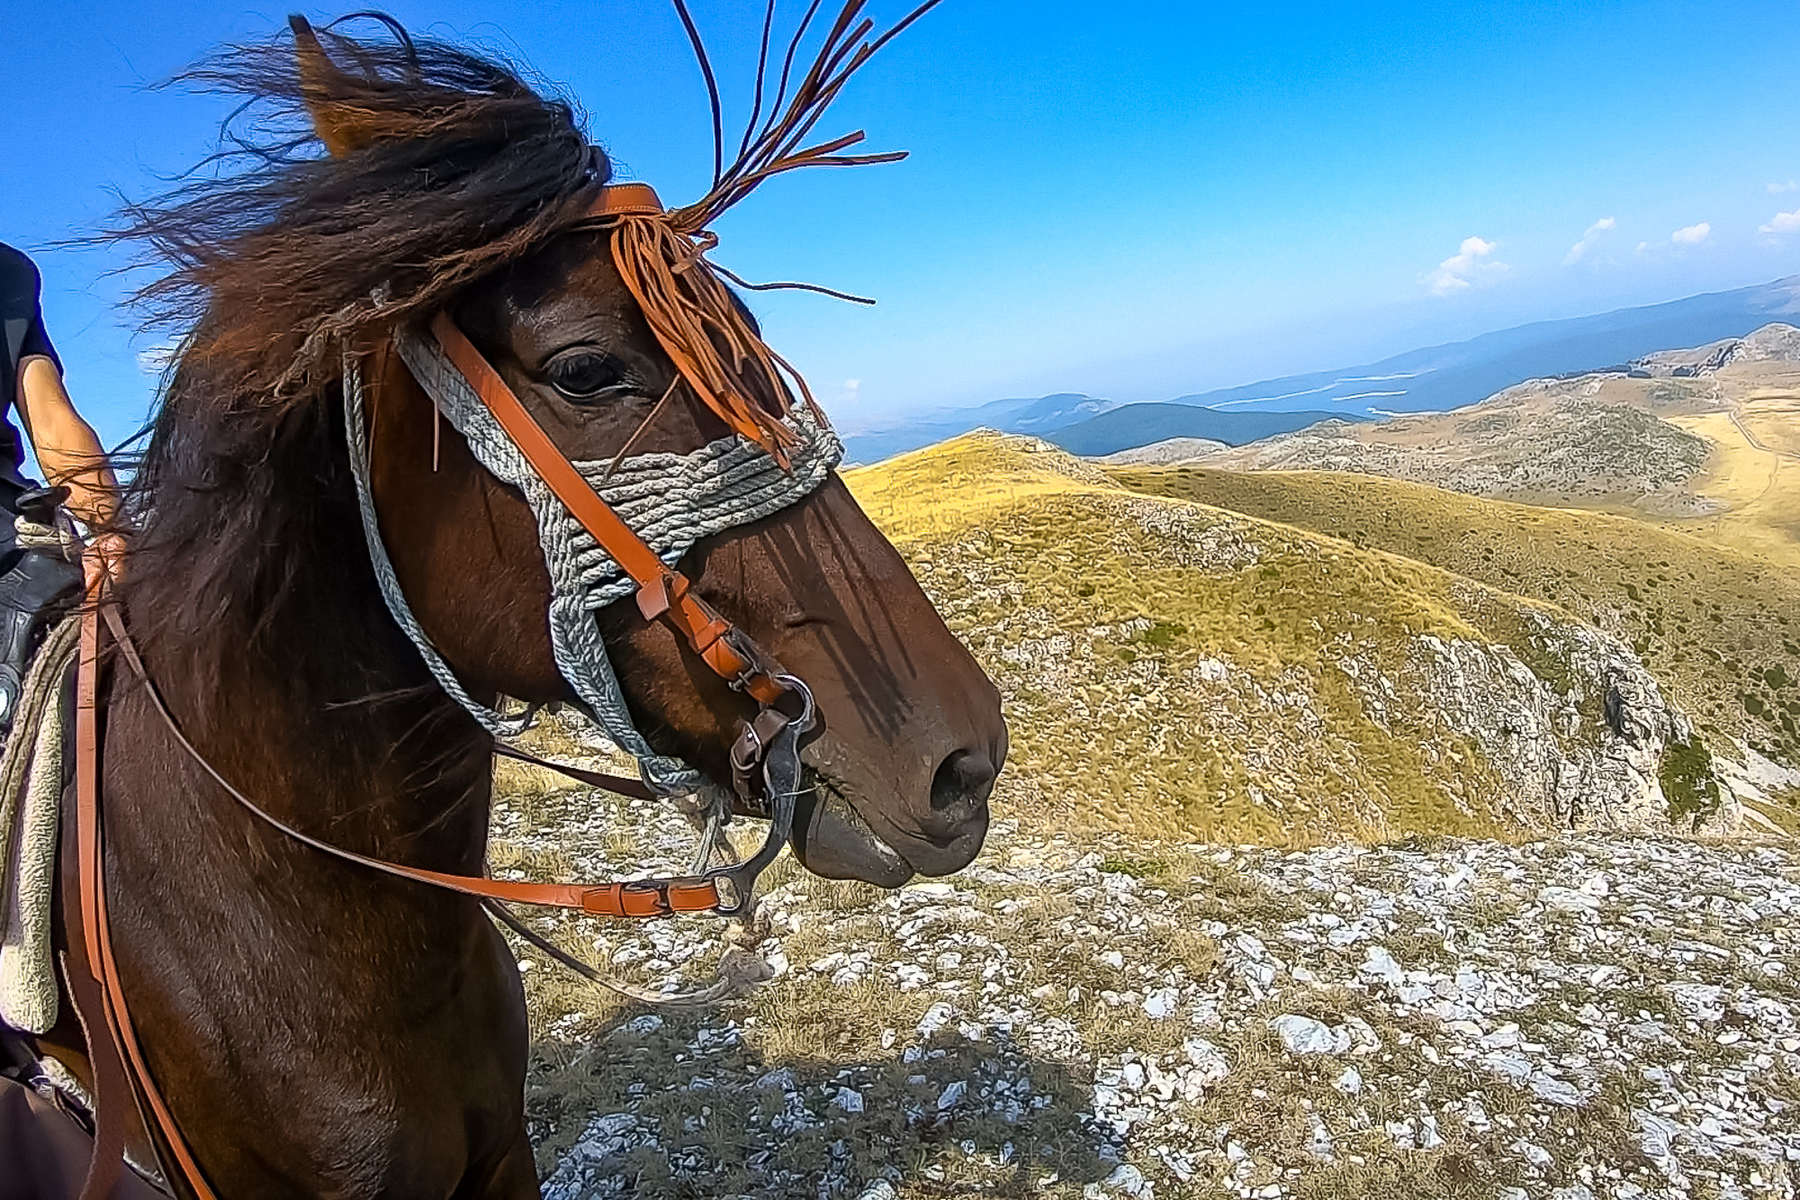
<box><xmin>1162</xmin><ymin>274</ymin><xmax>1800</xmax><ymax>418</ymax></box>
<box><xmin>842</xmin><ymin>393</ymin><xmax>1117</xmax><ymax>464</ymax></box>
<box><xmin>841</xmin><ymin>274</ymin><xmax>1800</xmax><ymax>464</ymax></box>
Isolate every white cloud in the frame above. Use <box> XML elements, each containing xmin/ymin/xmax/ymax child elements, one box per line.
<box><xmin>1635</xmin><ymin>240</ymin><xmax>1651</xmax><ymax>255</ymax></box>
<box><xmin>1670</xmin><ymin>222</ymin><xmax>1711</xmax><ymax>246</ymax></box>
<box><xmin>1563</xmin><ymin>216</ymin><xmax>1616</xmax><ymax>265</ymax></box>
<box><xmin>1769</xmin><ymin>180</ymin><xmax>1799</xmax><ymax>195</ymax></box>
<box><xmin>1424</xmin><ymin>235</ymin><xmax>1508</xmax><ymax>296</ymax></box>
<box><xmin>1760</xmin><ymin>210</ymin><xmax>1800</xmax><ymax>235</ymax></box>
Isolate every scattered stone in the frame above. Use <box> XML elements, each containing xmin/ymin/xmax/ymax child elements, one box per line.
<box><xmin>1271</xmin><ymin>1015</ymin><xmax>1350</xmax><ymax>1055</ymax></box>
<box><xmin>1529</xmin><ymin>1074</ymin><xmax>1583</xmax><ymax>1107</ymax></box>
<box><xmin>1091</xmin><ymin>1164</ymin><xmax>1154</xmax><ymax>1199</ymax></box>
<box><xmin>1359</xmin><ymin>946</ymin><xmax>1404</xmax><ymax>987</ymax></box>
<box><xmin>512</xmin><ymin>803</ymin><xmax>1800</xmax><ymax>1200</ymax></box>
<box><xmin>1142</xmin><ymin>988</ymin><xmax>1179</xmax><ymax>1020</ymax></box>
<box><xmin>1539</xmin><ymin>886</ymin><xmax>1603</xmax><ymax>914</ymax></box>
<box><xmin>916</xmin><ymin>1002</ymin><xmax>956</xmax><ymax>1040</ymax></box>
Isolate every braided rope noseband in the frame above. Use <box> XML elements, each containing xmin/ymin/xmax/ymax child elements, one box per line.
<box><xmin>344</xmin><ymin>330</ymin><xmax>842</xmax><ymax>793</ymax></box>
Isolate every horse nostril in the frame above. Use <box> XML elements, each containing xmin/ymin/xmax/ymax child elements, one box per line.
<box><xmin>929</xmin><ymin>749</ymin><xmax>997</xmax><ymax>819</ymax></box>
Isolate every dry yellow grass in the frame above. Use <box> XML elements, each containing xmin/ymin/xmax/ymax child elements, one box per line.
<box><xmin>1654</xmin><ymin>367</ymin><xmax>1800</xmax><ymax>569</ymax></box>
<box><xmin>846</xmin><ymin>433</ymin><xmax>1668</xmax><ymax>846</ymax></box>
<box><xmin>1111</xmin><ymin>463</ymin><xmax>1800</xmax><ymax>771</ymax></box>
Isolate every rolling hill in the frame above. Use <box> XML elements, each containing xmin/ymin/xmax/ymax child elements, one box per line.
<box><xmin>1162</xmin><ymin>276</ymin><xmax>1800</xmax><ymax>418</ymax></box>
<box><xmin>841</xmin><ymin>432</ymin><xmax>1746</xmax><ymax>845</ymax></box>
<box><xmin>1184</xmin><ymin>373</ymin><xmax>1716</xmax><ymax>513</ymax></box>
<box><xmin>842</xmin><ymin>391</ymin><xmax>1114</xmax><ymax>464</ymax></box>
<box><xmin>1186</xmin><ymin>343</ymin><xmax>1800</xmax><ymax>569</ymax></box>
<box><xmin>838</xmin><ymin>276</ymin><xmax>1800</xmax><ymax>465</ymax></box>
<box><xmin>1109</xmin><ymin>464</ymin><xmax>1800</xmax><ymax>805</ymax></box>
<box><xmin>1095</xmin><ymin>436</ymin><xmax>1227</xmax><ymax>465</ymax></box>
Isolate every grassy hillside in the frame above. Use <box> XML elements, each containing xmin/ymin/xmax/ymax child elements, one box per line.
<box><xmin>1652</xmin><ymin>363</ymin><xmax>1800</xmax><ymax>569</ymax></box>
<box><xmin>844</xmin><ymin>433</ymin><xmax>1715</xmax><ymax>846</ymax></box>
<box><xmin>1185</xmin><ymin>361</ymin><xmax>1800</xmax><ymax>577</ymax></box>
<box><xmin>1109</xmin><ymin>464</ymin><xmax>1800</xmax><ymax>775</ymax></box>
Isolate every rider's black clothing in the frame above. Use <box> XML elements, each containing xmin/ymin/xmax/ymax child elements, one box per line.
<box><xmin>0</xmin><ymin>243</ymin><xmax>83</xmax><ymax>731</ymax></box>
<box><xmin>1</xmin><ymin>242</ymin><xmax>59</xmax><ymax>498</ymax></box>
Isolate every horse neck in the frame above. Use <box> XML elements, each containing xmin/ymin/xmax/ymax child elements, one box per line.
<box><xmin>119</xmin><ymin>409</ymin><xmax>494</xmax><ymax>872</ymax></box>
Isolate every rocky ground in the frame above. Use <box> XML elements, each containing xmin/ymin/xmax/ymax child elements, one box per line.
<box><xmin>1193</xmin><ymin>387</ymin><xmax>1714</xmax><ymax>509</ymax></box>
<box><xmin>1635</xmin><ymin>324</ymin><xmax>1800</xmax><ymax>377</ymax></box>
<box><xmin>494</xmin><ymin>784</ymin><xmax>1800</xmax><ymax>1200</ymax></box>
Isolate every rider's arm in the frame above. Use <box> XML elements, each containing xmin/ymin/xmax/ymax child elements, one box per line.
<box><xmin>15</xmin><ymin>354</ymin><xmax>121</xmax><ymax>535</ymax></box>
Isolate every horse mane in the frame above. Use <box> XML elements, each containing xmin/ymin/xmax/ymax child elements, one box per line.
<box><xmin>107</xmin><ymin>2</ymin><xmax>939</xmax><ymax>678</ymax></box>
<box><xmin>120</xmin><ymin>14</ymin><xmax>600</xmax><ymax>403</ymax></box>
<box><xmin>110</xmin><ymin>14</ymin><xmax>602</xmax><ymax>668</ymax></box>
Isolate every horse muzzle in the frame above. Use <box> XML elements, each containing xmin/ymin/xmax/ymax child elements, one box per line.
<box><xmin>786</xmin><ymin>738</ymin><xmax>999</xmax><ymax>886</ymax></box>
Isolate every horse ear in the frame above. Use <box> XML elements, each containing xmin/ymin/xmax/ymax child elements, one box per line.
<box><xmin>290</xmin><ymin>15</ymin><xmax>378</xmax><ymax>157</ymax></box>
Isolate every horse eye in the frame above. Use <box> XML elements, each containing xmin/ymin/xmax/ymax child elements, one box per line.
<box><xmin>546</xmin><ymin>350</ymin><xmax>629</xmax><ymax>402</ymax></box>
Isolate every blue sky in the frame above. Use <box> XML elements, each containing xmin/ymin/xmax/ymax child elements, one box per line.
<box><xmin>6</xmin><ymin>0</ymin><xmax>1800</xmax><ymax>446</ymax></box>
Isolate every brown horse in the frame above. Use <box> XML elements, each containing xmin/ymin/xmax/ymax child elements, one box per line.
<box><xmin>23</xmin><ymin>12</ymin><xmax>1003</xmax><ymax>1196</ymax></box>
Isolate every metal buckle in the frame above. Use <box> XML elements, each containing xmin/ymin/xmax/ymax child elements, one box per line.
<box><xmin>720</xmin><ymin>627</ymin><xmax>764</xmax><ymax>693</ymax></box>
<box><xmin>618</xmin><ymin>879</ymin><xmax>675</xmax><ymax>917</ymax></box>
<box><xmin>705</xmin><ymin>676</ymin><xmax>814</xmax><ymax>916</ymax></box>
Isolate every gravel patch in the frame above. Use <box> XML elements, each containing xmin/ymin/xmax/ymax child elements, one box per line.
<box><xmin>500</xmin><ymin>794</ymin><xmax>1800</xmax><ymax>1198</ymax></box>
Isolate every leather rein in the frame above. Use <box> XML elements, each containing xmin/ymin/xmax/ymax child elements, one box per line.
<box><xmin>66</xmin><ymin>286</ymin><xmax>816</xmax><ymax>1198</ymax></box>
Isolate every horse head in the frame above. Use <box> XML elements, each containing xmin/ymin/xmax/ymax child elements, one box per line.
<box><xmin>292</xmin><ymin>18</ymin><xmax>1004</xmax><ymax>887</ymax></box>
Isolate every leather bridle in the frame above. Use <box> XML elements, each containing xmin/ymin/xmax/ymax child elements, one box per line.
<box><xmin>66</xmin><ymin>190</ymin><xmax>825</xmax><ymax>1197</ymax></box>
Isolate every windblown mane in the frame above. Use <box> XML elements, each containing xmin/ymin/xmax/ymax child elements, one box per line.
<box><xmin>109</xmin><ymin>2</ymin><xmax>938</xmax><ymax>675</ymax></box>
<box><xmin>112</xmin><ymin>15</ymin><xmax>603</xmax><ymax>662</ymax></box>
<box><xmin>122</xmin><ymin>15</ymin><xmax>600</xmax><ymax>401</ymax></box>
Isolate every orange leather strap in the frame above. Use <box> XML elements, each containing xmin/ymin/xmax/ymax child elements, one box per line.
<box><xmin>77</xmin><ymin>595</ymin><xmax>222</xmax><ymax>1200</ymax></box>
<box><xmin>588</xmin><ymin>181</ymin><xmax>662</xmax><ymax>216</ymax></box>
<box><xmin>427</xmin><ymin>312</ymin><xmax>790</xmax><ymax>708</ymax></box>
<box><xmin>70</xmin><ymin>604</ymin><xmax>127</xmax><ymax>1200</ymax></box>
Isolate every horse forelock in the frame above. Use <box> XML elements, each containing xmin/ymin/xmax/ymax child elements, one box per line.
<box><xmin>108</xmin><ymin>14</ymin><xmax>606</xmax><ymax>669</ymax></box>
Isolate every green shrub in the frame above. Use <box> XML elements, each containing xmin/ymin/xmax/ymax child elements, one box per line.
<box><xmin>1136</xmin><ymin>620</ymin><xmax>1184</xmax><ymax>650</ymax></box>
<box><xmin>1098</xmin><ymin>854</ymin><xmax>1165</xmax><ymax>879</ymax></box>
<box><xmin>1662</xmin><ymin>736</ymin><xmax>1721</xmax><ymax>829</ymax></box>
